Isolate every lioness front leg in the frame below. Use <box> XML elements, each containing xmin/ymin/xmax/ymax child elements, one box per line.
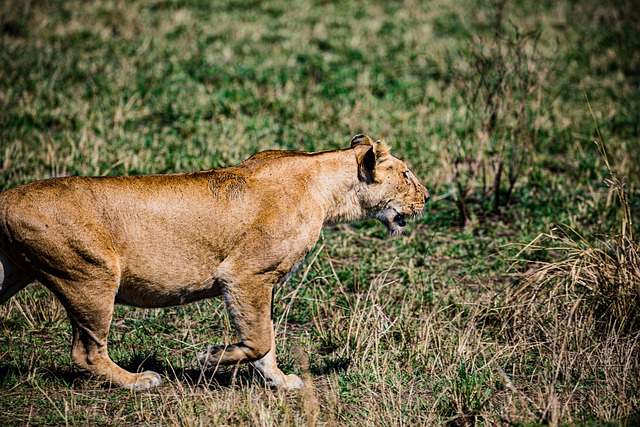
<box><xmin>250</xmin><ymin>320</ymin><xmax>304</xmax><ymax>390</ymax></box>
<box><xmin>45</xmin><ymin>276</ymin><xmax>161</xmax><ymax>390</ymax></box>
<box><xmin>198</xmin><ymin>281</ymin><xmax>303</xmax><ymax>390</ymax></box>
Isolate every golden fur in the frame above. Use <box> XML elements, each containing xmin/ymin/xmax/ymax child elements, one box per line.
<box><xmin>0</xmin><ymin>134</ymin><xmax>429</xmax><ymax>390</ymax></box>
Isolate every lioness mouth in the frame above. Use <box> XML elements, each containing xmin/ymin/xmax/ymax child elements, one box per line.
<box><xmin>393</xmin><ymin>214</ymin><xmax>406</xmax><ymax>227</ymax></box>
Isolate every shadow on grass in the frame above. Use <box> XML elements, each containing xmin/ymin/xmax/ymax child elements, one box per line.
<box><xmin>0</xmin><ymin>352</ymin><xmax>352</xmax><ymax>390</ymax></box>
<box><xmin>311</xmin><ymin>355</ymin><xmax>350</xmax><ymax>376</ymax></box>
<box><xmin>0</xmin><ymin>363</ymin><xmax>84</xmax><ymax>388</ymax></box>
<box><xmin>0</xmin><ymin>358</ymin><xmax>241</xmax><ymax>390</ymax></box>
<box><xmin>118</xmin><ymin>354</ymin><xmax>256</xmax><ymax>389</ymax></box>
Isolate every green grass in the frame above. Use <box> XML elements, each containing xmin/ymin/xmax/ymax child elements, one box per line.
<box><xmin>1</xmin><ymin>0</ymin><xmax>639</xmax><ymax>425</ymax></box>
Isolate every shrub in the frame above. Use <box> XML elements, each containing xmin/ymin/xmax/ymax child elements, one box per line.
<box><xmin>445</xmin><ymin>0</ymin><xmax>549</xmax><ymax>225</ymax></box>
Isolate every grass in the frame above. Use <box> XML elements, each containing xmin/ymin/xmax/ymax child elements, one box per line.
<box><xmin>1</xmin><ymin>0</ymin><xmax>639</xmax><ymax>425</ymax></box>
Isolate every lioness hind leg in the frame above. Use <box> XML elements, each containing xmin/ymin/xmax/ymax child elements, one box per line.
<box><xmin>70</xmin><ymin>318</ymin><xmax>161</xmax><ymax>390</ymax></box>
<box><xmin>44</xmin><ymin>276</ymin><xmax>161</xmax><ymax>390</ymax></box>
<box><xmin>198</xmin><ymin>282</ymin><xmax>303</xmax><ymax>389</ymax></box>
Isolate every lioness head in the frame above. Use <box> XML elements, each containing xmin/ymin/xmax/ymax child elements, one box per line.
<box><xmin>351</xmin><ymin>134</ymin><xmax>430</xmax><ymax>235</ymax></box>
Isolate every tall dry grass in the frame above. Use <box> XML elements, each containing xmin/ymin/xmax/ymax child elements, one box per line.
<box><xmin>496</xmin><ymin>124</ymin><xmax>640</xmax><ymax>424</ymax></box>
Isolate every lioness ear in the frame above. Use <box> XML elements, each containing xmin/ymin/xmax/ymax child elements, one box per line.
<box><xmin>352</xmin><ymin>135</ymin><xmax>390</xmax><ymax>182</ymax></box>
<box><xmin>373</xmin><ymin>139</ymin><xmax>391</xmax><ymax>158</ymax></box>
<box><xmin>354</xmin><ymin>144</ymin><xmax>376</xmax><ymax>183</ymax></box>
<box><xmin>350</xmin><ymin>134</ymin><xmax>374</xmax><ymax>148</ymax></box>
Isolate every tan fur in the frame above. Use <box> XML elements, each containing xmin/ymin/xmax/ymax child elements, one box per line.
<box><xmin>0</xmin><ymin>134</ymin><xmax>429</xmax><ymax>390</ymax></box>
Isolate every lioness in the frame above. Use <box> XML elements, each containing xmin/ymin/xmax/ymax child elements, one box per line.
<box><xmin>0</xmin><ymin>134</ymin><xmax>429</xmax><ymax>390</ymax></box>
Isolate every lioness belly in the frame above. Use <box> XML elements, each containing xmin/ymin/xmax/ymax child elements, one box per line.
<box><xmin>115</xmin><ymin>276</ymin><xmax>223</xmax><ymax>308</ymax></box>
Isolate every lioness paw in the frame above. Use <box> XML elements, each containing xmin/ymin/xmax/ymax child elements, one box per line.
<box><xmin>124</xmin><ymin>371</ymin><xmax>162</xmax><ymax>390</ymax></box>
<box><xmin>197</xmin><ymin>345</ymin><xmax>221</xmax><ymax>368</ymax></box>
<box><xmin>263</xmin><ymin>373</ymin><xmax>305</xmax><ymax>390</ymax></box>
<box><xmin>281</xmin><ymin>373</ymin><xmax>305</xmax><ymax>390</ymax></box>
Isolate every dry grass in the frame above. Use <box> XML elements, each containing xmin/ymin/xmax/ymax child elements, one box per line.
<box><xmin>495</xmin><ymin>135</ymin><xmax>640</xmax><ymax>425</ymax></box>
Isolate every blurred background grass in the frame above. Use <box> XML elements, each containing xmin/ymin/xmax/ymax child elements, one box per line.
<box><xmin>1</xmin><ymin>0</ymin><xmax>639</xmax><ymax>425</ymax></box>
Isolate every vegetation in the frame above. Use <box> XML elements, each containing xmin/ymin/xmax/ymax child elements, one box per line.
<box><xmin>1</xmin><ymin>0</ymin><xmax>639</xmax><ymax>425</ymax></box>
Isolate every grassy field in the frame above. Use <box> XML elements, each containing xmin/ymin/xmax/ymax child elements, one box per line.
<box><xmin>1</xmin><ymin>0</ymin><xmax>639</xmax><ymax>425</ymax></box>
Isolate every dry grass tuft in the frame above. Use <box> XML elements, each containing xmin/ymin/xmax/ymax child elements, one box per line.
<box><xmin>508</xmin><ymin>223</ymin><xmax>640</xmax><ymax>335</ymax></box>
<box><xmin>495</xmin><ymin>134</ymin><xmax>640</xmax><ymax>424</ymax></box>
